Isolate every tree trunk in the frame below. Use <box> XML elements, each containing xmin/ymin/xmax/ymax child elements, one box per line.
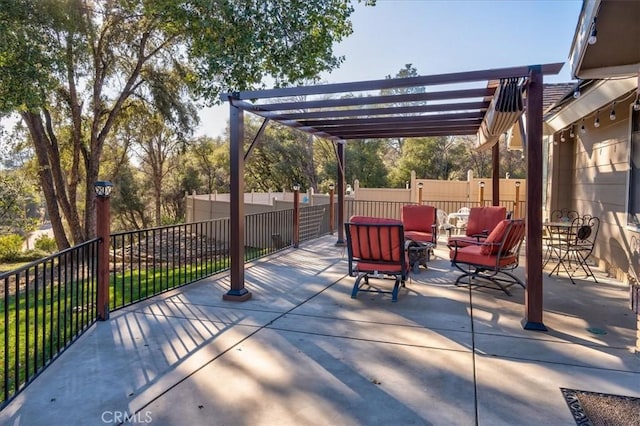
<box><xmin>21</xmin><ymin>112</ymin><xmax>71</xmax><ymax>250</ymax></box>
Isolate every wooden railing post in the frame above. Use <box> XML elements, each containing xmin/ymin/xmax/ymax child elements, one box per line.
<box><xmin>329</xmin><ymin>184</ymin><xmax>335</xmax><ymax>235</ymax></box>
<box><xmin>95</xmin><ymin>181</ymin><xmax>113</xmax><ymax>321</ymax></box>
<box><xmin>293</xmin><ymin>184</ymin><xmax>300</xmax><ymax>248</ymax></box>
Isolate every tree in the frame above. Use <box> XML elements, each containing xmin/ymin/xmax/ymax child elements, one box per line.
<box><xmin>1</xmin><ymin>0</ymin><xmax>368</xmax><ymax>247</ymax></box>
<box><xmin>345</xmin><ymin>140</ymin><xmax>388</xmax><ymax>188</ymax></box>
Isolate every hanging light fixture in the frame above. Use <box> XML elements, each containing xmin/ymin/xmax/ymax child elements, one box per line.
<box><xmin>573</xmin><ymin>86</ymin><xmax>581</xmax><ymax>99</ymax></box>
<box><xmin>594</xmin><ymin>110</ymin><xmax>600</xmax><ymax>128</ymax></box>
<box><xmin>560</xmin><ymin>130</ymin><xmax>566</xmax><ymax>142</ymax></box>
<box><xmin>588</xmin><ymin>17</ymin><xmax>598</xmax><ymax>45</ymax></box>
<box><xmin>569</xmin><ymin>125</ymin><xmax>575</xmax><ymax>138</ymax></box>
<box><xmin>634</xmin><ymin>94</ymin><xmax>640</xmax><ymax>112</ymax></box>
<box><xmin>580</xmin><ymin>118</ymin><xmax>586</xmax><ymax>134</ymax></box>
<box><xmin>609</xmin><ymin>101</ymin><xmax>616</xmax><ymax>120</ymax></box>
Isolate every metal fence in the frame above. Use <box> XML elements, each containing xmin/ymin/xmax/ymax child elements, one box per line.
<box><xmin>108</xmin><ymin>205</ymin><xmax>333</xmax><ymax>311</ymax></box>
<box><xmin>1</xmin><ymin>240</ymin><xmax>99</xmax><ymax>407</ymax></box>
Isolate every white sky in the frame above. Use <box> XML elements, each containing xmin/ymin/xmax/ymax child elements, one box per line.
<box><xmin>197</xmin><ymin>0</ymin><xmax>583</xmax><ymax>138</ymax></box>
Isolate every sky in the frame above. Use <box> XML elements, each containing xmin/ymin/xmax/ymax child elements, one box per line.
<box><xmin>198</xmin><ymin>0</ymin><xmax>583</xmax><ymax>138</ymax></box>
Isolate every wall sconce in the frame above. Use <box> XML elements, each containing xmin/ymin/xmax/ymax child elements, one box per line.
<box><xmin>94</xmin><ymin>181</ymin><xmax>113</xmax><ymax>198</ymax></box>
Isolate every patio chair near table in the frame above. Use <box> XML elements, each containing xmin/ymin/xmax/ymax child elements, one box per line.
<box><xmin>548</xmin><ymin>215</ymin><xmax>600</xmax><ymax>284</ymax></box>
<box><xmin>449</xmin><ymin>219</ymin><xmax>526</xmax><ymax>295</ymax></box>
<box><xmin>447</xmin><ymin>206</ymin><xmax>507</xmax><ymax>248</ymax></box>
<box><xmin>437</xmin><ymin>209</ymin><xmax>455</xmax><ymax>237</ymax></box>
<box><xmin>344</xmin><ymin>216</ymin><xmax>409</xmax><ymax>302</ymax></box>
<box><xmin>401</xmin><ymin>204</ymin><xmax>438</xmax><ymax>245</ymax></box>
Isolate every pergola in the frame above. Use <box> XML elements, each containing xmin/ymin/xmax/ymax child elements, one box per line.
<box><xmin>221</xmin><ymin>63</ymin><xmax>563</xmax><ymax>330</ymax></box>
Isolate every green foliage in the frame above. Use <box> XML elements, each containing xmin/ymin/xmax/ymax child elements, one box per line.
<box><xmin>1</xmin><ymin>0</ymin><xmax>367</xmax><ymax>245</ymax></box>
<box><xmin>345</xmin><ymin>140</ymin><xmax>388</xmax><ymax>188</ymax></box>
<box><xmin>34</xmin><ymin>234</ymin><xmax>56</xmax><ymax>253</ymax></box>
<box><xmin>0</xmin><ymin>234</ymin><xmax>23</xmax><ymax>261</ymax></box>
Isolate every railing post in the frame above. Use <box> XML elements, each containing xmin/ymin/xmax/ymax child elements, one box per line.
<box><xmin>328</xmin><ymin>183</ymin><xmax>335</xmax><ymax>235</ymax></box>
<box><xmin>293</xmin><ymin>184</ymin><xmax>300</xmax><ymax>248</ymax></box>
<box><xmin>515</xmin><ymin>181</ymin><xmax>521</xmax><ymax>218</ymax></box>
<box><xmin>95</xmin><ymin>181</ymin><xmax>113</xmax><ymax>321</ymax></box>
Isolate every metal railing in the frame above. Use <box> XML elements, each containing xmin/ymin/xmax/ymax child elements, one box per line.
<box><xmin>1</xmin><ymin>240</ymin><xmax>99</xmax><ymax>407</ymax></box>
<box><xmin>109</xmin><ymin>205</ymin><xmax>333</xmax><ymax>310</ymax></box>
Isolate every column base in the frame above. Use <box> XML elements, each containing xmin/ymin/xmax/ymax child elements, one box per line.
<box><xmin>522</xmin><ymin>319</ymin><xmax>548</xmax><ymax>331</ymax></box>
<box><xmin>223</xmin><ymin>289</ymin><xmax>252</xmax><ymax>302</ymax></box>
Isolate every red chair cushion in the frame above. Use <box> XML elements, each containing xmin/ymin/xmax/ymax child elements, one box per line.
<box><xmin>449</xmin><ymin>245</ymin><xmax>516</xmax><ymax>267</ymax></box>
<box><xmin>480</xmin><ymin>219</ymin><xmax>510</xmax><ymax>255</ymax></box>
<box><xmin>466</xmin><ymin>206</ymin><xmax>506</xmax><ymax>237</ymax></box>
<box><xmin>401</xmin><ymin>205</ymin><xmax>436</xmax><ymax>233</ymax></box>
<box><xmin>404</xmin><ymin>230</ymin><xmax>433</xmax><ymax>242</ymax></box>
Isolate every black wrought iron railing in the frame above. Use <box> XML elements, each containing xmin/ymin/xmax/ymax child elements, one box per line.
<box><xmin>108</xmin><ymin>205</ymin><xmax>333</xmax><ymax>311</ymax></box>
<box><xmin>0</xmin><ymin>240</ymin><xmax>99</xmax><ymax>407</ymax></box>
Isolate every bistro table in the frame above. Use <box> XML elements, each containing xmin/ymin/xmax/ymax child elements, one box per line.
<box><xmin>447</xmin><ymin>211</ymin><xmax>470</xmax><ymax>233</ymax></box>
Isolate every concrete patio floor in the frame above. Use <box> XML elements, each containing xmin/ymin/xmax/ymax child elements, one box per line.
<box><xmin>1</xmin><ymin>235</ymin><xmax>639</xmax><ymax>425</ymax></box>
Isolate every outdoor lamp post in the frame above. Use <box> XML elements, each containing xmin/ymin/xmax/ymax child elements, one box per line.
<box><xmin>328</xmin><ymin>183</ymin><xmax>335</xmax><ymax>235</ymax></box>
<box><xmin>95</xmin><ymin>180</ymin><xmax>113</xmax><ymax>321</ymax></box>
<box><xmin>479</xmin><ymin>181</ymin><xmax>485</xmax><ymax>206</ymax></box>
<box><xmin>293</xmin><ymin>183</ymin><xmax>300</xmax><ymax>248</ymax></box>
<box><xmin>417</xmin><ymin>182</ymin><xmax>424</xmax><ymax>205</ymax></box>
<box><xmin>515</xmin><ymin>181</ymin><xmax>521</xmax><ymax>219</ymax></box>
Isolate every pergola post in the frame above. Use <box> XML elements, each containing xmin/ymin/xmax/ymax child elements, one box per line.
<box><xmin>224</xmin><ymin>100</ymin><xmax>252</xmax><ymax>302</ymax></box>
<box><xmin>492</xmin><ymin>143</ymin><xmax>500</xmax><ymax>206</ymax></box>
<box><xmin>336</xmin><ymin>141</ymin><xmax>346</xmax><ymax>246</ymax></box>
<box><xmin>523</xmin><ymin>65</ymin><xmax>546</xmax><ymax>330</ymax></box>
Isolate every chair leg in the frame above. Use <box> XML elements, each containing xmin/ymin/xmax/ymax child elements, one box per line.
<box><xmin>391</xmin><ymin>276</ymin><xmax>400</xmax><ymax>302</ymax></box>
<box><xmin>351</xmin><ymin>273</ymin><xmax>368</xmax><ymax>299</ymax></box>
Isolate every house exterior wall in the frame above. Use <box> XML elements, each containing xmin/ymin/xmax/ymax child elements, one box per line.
<box><xmin>550</xmin><ymin>96</ymin><xmax>636</xmax><ymax>282</ymax></box>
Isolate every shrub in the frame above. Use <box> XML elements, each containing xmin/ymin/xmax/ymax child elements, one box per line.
<box><xmin>0</xmin><ymin>234</ymin><xmax>24</xmax><ymax>261</ymax></box>
<box><xmin>34</xmin><ymin>234</ymin><xmax>57</xmax><ymax>253</ymax></box>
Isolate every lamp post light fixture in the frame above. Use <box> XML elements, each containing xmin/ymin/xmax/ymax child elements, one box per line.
<box><xmin>292</xmin><ymin>183</ymin><xmax>300</xmax><ymax>248</ymax></box>
<box><xmin>417</xmin><ymin>182</ymin><xmax>424</xmax><ymax>205</ymax></box>
<box><xmin>328</xmin><ymin>183</ymin><xmax>335</xmax><ymax>235</ymax></box>
<box><xmin>514</xmin><ymin>181</ymin><xmax>521</xmax><ymax>218</ymax></box>
<box><xmin>94</xmin><ymin>180</ymin><xmax>114</xmax><ymax>198</ymax></box>
<box><xmin>95</xmin><ymin>180</ymin><xmax>113</xmax><ymax>321</ymax></box>
<box><xmin>479</xmin><ymin>181</ymin><xmax>485</xmax><ymax>206</ymax></box>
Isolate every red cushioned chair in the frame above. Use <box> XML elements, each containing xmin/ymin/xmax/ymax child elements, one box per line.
<box><xmin>345</xmin><ymin>216</ymin><xmax>408</xmax><ymax>302</ymax></box>
<box><xmin>449</xmin><ymin>219</ymin><xmax>526</xmax><ymax>295</ymax></box>
<box><xmin>401</xmin><ymin>204</ymin><xmax>437</xmax><ymax>244</ymax></box>
<box><xmin>447</xmin><ymin>206</ymin><xmax>506</xmax><ymax>248</ymax></box>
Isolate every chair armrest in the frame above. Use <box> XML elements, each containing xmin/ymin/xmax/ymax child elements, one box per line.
<box><xmin>470</xmin><ymin>230</ymin><xmax>489</xmax><ymax>242</ymax></box>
